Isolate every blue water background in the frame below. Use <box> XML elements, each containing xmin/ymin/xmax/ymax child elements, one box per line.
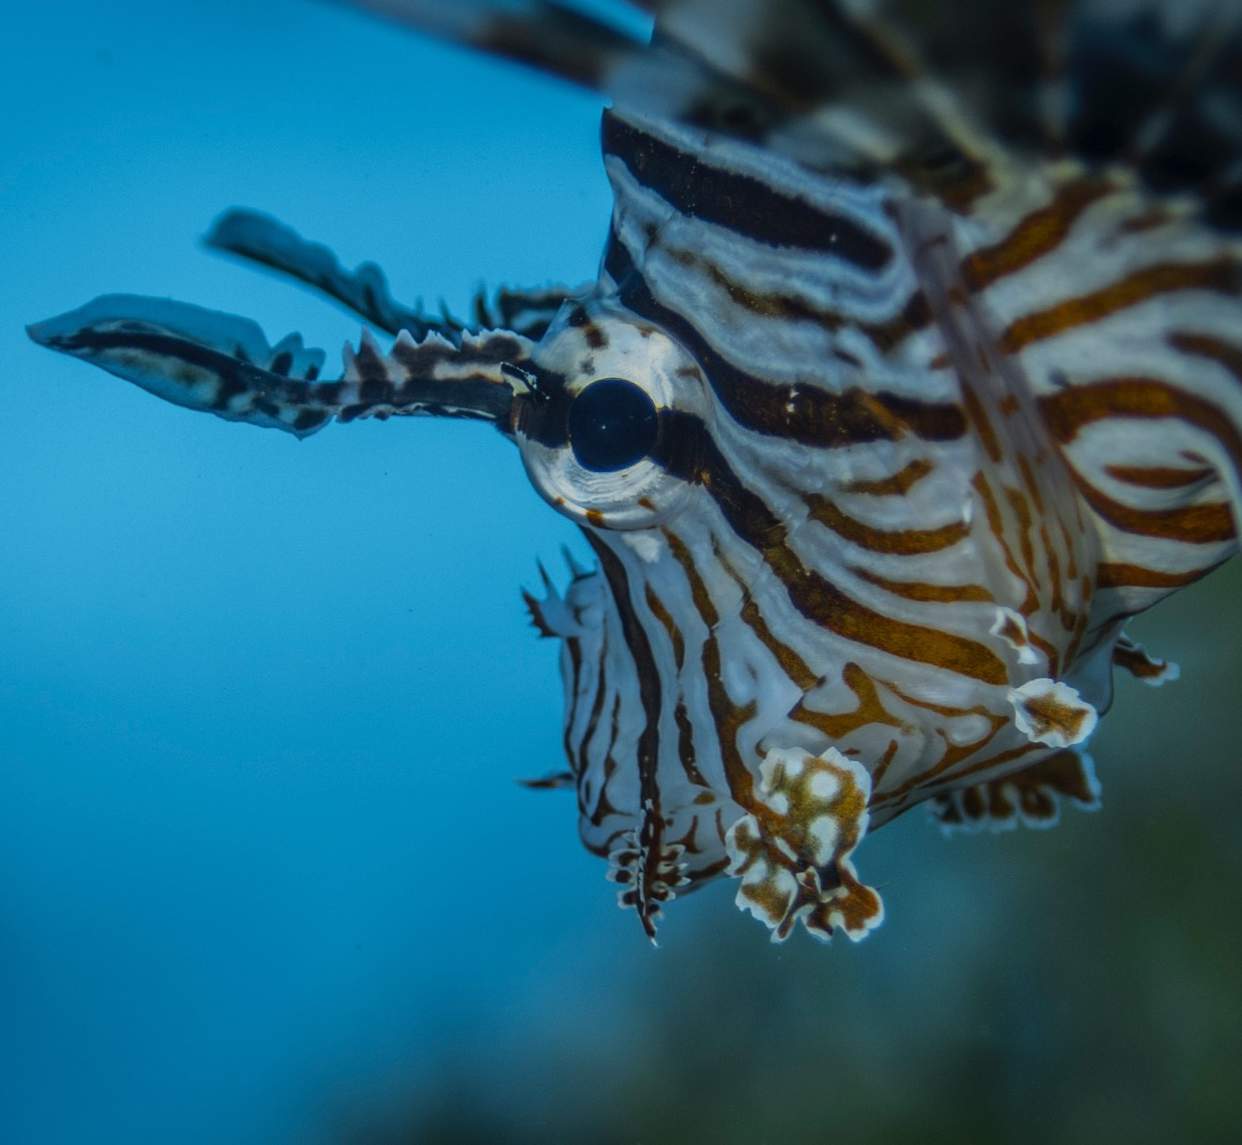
<box><xmin>3</xmin><ymin>4</ymin><xmax>1241</xmax><ymax>1143</ymax></box>
<box><xmin>2</xmin><ymin>2</ymin><xmax>625</xmax><ymax>1137</ymax></box>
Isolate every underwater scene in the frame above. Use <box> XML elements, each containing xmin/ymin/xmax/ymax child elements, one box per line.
<box><xmin>4</xmin><ymin>1</ymin><xmax>1242</xmax><ymax>1142</ymax></box>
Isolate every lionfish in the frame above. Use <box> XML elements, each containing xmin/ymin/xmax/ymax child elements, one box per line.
<box><xmin>28</xmin><ymin>0</ymin><xmax>1242</xmax><ymax>944</ymax></box>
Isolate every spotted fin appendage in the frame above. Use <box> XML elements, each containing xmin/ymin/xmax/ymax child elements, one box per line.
<box><xmin>1113</xmin><ymin>634</ymin><xmax>1180</xmax><ymax>687</ymax></box>
<box><xmin>207</xmin><ymin>208</ymin><xmax>583</xmax><ymax>343</ymax></box>
<box><xmin>932</xmin><ymin>749</ymin><xmax>1101</xmax><ymax>834</ymax></box>
<box><xmin>607</xmin><ymin>827</ymin><xmax>690</xmax><ymax>944</ymax></box>
<box><xmin>27</xmin><ymin>295</ymin><xmax>530</xmax><ymax>437</ymax></box>
<box><xmin>207</xmin><ymin>208</ymin><xmax>461</xmax><ymax>341</ymax></box>
<box><xmin>725</xmin><ymin>746</ymin><xmax>883</xmax><ymax>944</ymax></box>
<box><xmin>1008</xmin><ymin>678</ymin><xmax>1099</xmax><ymax>750</ymax></box>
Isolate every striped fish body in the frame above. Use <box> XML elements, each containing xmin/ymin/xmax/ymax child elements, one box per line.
<box><xmin>29</xmin><ymin>0</ymin><xmax>1241</xmax><ymax>944</ymax></box>
<box><xmin>521</xmin><ymin>112</ymin><xmax>1108</xmax><ymax>939</ymax></box>
<box><xmin>522</xmin><ymin>89</ymin><xmax>1242</xmax><ymax>936</ymax></box>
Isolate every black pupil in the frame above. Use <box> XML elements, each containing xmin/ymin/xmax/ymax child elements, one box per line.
<box><xmin>567</xmin><ymin>378</ymin><xmax>658</xmax><ymax>472</ymax></box>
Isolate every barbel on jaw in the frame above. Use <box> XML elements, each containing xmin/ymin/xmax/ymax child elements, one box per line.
<box><xmin>27</xmin><ymin>0</ymin><xmax>1242</xmax><ymax>945</ymax></box>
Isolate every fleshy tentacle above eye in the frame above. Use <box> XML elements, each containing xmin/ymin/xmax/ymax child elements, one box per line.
<box><xmin>207</xmin><ymin>208</ymin><xmax>586</xmax><ymax>344</ymax></box>
<box><xmin>206</xmin><ymin>208</ymin><xmax>464</xmax><ymax>341</ymax></box>
<box><xmin>27</xmin><ymin>295</ymin><xmax>531</xmax><ymax>438</ymax></box>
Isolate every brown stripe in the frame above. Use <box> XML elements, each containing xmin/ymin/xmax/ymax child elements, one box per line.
<box><xmin>657</xmin><ymin>414</ymin><xmax>1008</xmax><ymax>685</ymax></box>
<box><xmin>841</xmin><ymin>458</ymin><xmax>934</xmax><ymax>496</ymax></box>
<box><xmin>924</xmin><ymin>741</ymin><xmax>1045</xmax><ymax>790</ymax></box>
<box><xmin>1063</xmin><ymin>581</ymin><xmax>1092</xmax><ymax>668</ymax></box>
<box><xmin>972</xmin><ymin>472</ymin><xmax>1039</xmax><ymax>615</ymax></box>
<box><xmin>788</xmin><ymin>662</ymin><xmax>904</xmax><ymax>741</ymax></box>
<box><xmin>644</xmin><ymin>584</ymin><xmax>709</xmax><ymax>788</ymax></box>
<box><xmin>1018</xmin><ymin>456</ymin><xmax>1046</xmax><ymax>517</ymax></box>
<box><xmin>963</xmin><ymin>179</ymin><xmax>1112</xmax><ymax>290</ymax></box>
<box><xmin>1168</xmin><ymin>330</ymin><xmax>1242</xmax><ymax>386</ymax></box>
<box><xmin>959</xmin><ymin>379</ymin><xmax>1002</xmax><ymax>463</ymax></box>
<box><xmin>1042</xmin><ymin>525</ymin><xmax>1065</xmax><ymax>620</ymax></box>
<box><xmin>575</xmin><ymin>642</ymin><xmax>608</xmax><ymax>779</ymax></box>
<box><xmin>784</xmin><ymin>525</ymin><xmax>1008</xmax><ymax>684</ymax></box>
<box><xmin>603</xmin><ymin>112</ymin><xmax>894</xmax><ymax>269</ymax></box>
<box><xmin>1037</xmin><ymin>524</ymin><xmax>1075</xmax><ymax>631</ymax></box>
<box><xmin>1028</xmin><ymin>630</ymin><xmax>1061</xmax><ymax>678</ymax></box>
<box><xmin>1041</xmin><ymin>374</ymin><xmax>1240</xmax><ymax>452</ymax></box>
<box><xmin>861</xmin><ymin>290</ymin><xmax>935</xmax><ymax>354</ymax></box>
<box><xmin>1095</xmin><ymin>562</ymin><xmax>1211</xmax><ymax>590</ymax></box>
<box><xmin>1113</xmin><ymin>640</ymin><xmax>1169</xmax><ymax>680</ymax></box>
<box><xmin>644</xmin><ymin>585</ymin><xmax>685</xmax><ymax>670</ymax></box>
<box><xmin>1119</xmin><ymin>207</ymin><xmax>1172</xmax><ymax>235</ymax></box>
<box><xmin>1105</xmin><ymin>464</ymin><xmax>1215</xmax><ymax>489</ymax></box>
<box><xmin>1005</xmin><ymin>486</ymin><xmax>1039</xmax><ymax>588</ymax></box>
<box><xmin>584</xmin><ymin>533</ymin><xmax>668</xmax><ymax>935</ymax></box>
<box><xmin>740</xmin><ymin>601</ymin><xmax>818</xmax><ymax>691</ymax></box>
<box><xmin>663</xmin><ymin>529</ymin><xmax>757</xmax><ymax>806</ymax></box>
<box><xmin>925</xmin><ymin>158</ymin><xmax>996</xmax><ymax>213</ymax></box>
<box><xmin>666</xmin><ymin>245</ymin><xmax>840</xmax><ymax>327</ymax></box>
<box><xmin>584</xmin><ymin>694</ymin><xmax>625</xmax><ymax>829</ymax></box>
<box><xmin>1059</xmin><ymin>516</ymin><xmax>1080</xmax><ymax>580</ymax></box>
<box><xmin>709</xmin><ymin>534</ymin><xmax>818</xmax><ymax>692</ymax></box>
<box><xmin>562</xmin><ymin>638</ymin><xmax>583</xmax><ymax>774</ymax></box>
<box><xmin>881</xmin><ymin>740</ymin><xmax>1043</xmax><ymax>808</ymax></box>
<box><xmin>1001</xmin><ymin>259</ymin><xmax>1239</xmax><ymax>353</ymax></box>
<box><xmin>851</xmin><ymin>566</ymin><xmax>993</xmax><ymax>604</ymax></box>
<box><xmin>614</xmin><ymin>238</ymin><xmax>967</xmax><ymax>449</ymax></box>
<box><xmin>1075</xmin><ymin>482</ymin><xmax>1233</xmax><ymax>543</ymax></box>
<box><xmin>1040</xmin><ymin>376</ymin><xmax>1240</xmax><ymax>542</ymax></box>
<box><xmin>664</xmin><ymin>244</ymin><xmax>934</xmax><ymax>355</ymax></box>
<box><xmin>806</xmin><ymin>494</ymin><xmax>969</xmax><ymax>554</ymax></box>
<box><xmin>871</xmin><ymin>739</ymin><xmax>900</xmax><ymax>792</ymax></box>
<box><xmin>587</xmin><ymin>536</ymin><xmax>662</xmax><ymax>790</ymax></box>
<box><xmin>874</xmin><ymin>685</ymin><xmax>1010</xmax><ymax>801</ymax></box>
<box><xmin>672</xmin><ymin>702</ymin><xmax>709</xmax><ymax>788</ymax></box>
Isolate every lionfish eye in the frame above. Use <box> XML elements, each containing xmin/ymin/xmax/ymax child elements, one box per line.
<box><xmin>567</xmin><ymin>377</ymin><xmax>658</xmax><ymax>472</ymax></box>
